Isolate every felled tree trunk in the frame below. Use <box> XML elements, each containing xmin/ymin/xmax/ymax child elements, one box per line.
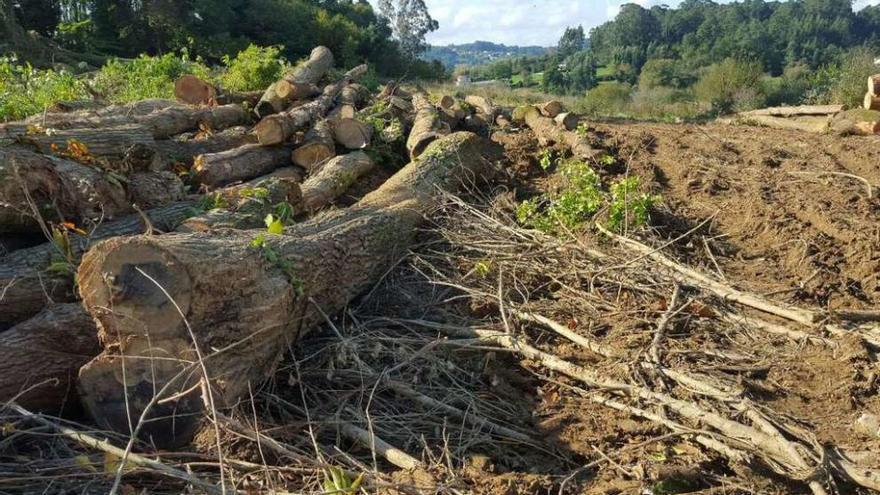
<box><xmin>289</xmin><ymin>46</ymin><xmax>335</xmax><ymax>85</ymax></box>
<box><xmin>299</xmin><ymin>151</ymin><xmax>374</xmax><ymax>212</ymax></box>
<box><xmin>869</xmin><ymin>75</ymin><xmax>880</xmax><ymax>97</ymax></box>
<box><xmin>332</xmin><ymin>118</ymin><xmax>372</xmax><ymax>149</ymax></box>
<box><xmin>275</xmin><ymin>81</ymin><xmax>320</xmax><ymax>101</ymax></box>
<box><xmin>255</xmin><ymin>81</ymin><xmax>293</xmax><ymax>119</ymax></box>
<box><xmin>538</xmin><ymin>100</ymin><xmax>564</xmax><ymax>118</ymax></box>
<box><xmin>76</xmin><ymin>132</ymin><xmax>490</xmax><ymax>448</ymax></box>
<box><xmin>0</xmin><ymin>303</ymin><xmax>99</xmax><ymax>411</ymax></box>
<box><xmin>255</xmin><ymin>46</ymin><xmax>334</xmax><ymax>118</ymax></box>
<box><xmin>177</xmin><ymin>170</ymin><xmax>303</xmax><ymax>233</ymax></box>
<box><xmin>523</xmin><ymin>106</ymin><xmax>602</xmax><ymax>161</ymax></box>
<box><xmin>0</xmin><ymin>201</ymin><xmax>198</xmax><ymax>328</ymax></box>
<box><xmin>153</xmin><ymin>126</ymin><xmax>256</xmax><ymax>165</ymax></box>
<box><xmin>0</xmin><ymin>148</ymin><xmax>130</xmax><ymax>233</ymax></box>
<box><xmin>16</xmin><ymin>124</ymin><xmax>155</xmax><ymax>158</ymax></box>
<box><xmin>742</xmin><ymin>114</ymin><xmax>831</xmax><ymax>133</ymax></box>
<box><xmin>192</xmin><ymin>144</ymin><xmax>295</xmax><ymax>188</ymax></box>
<box><xmin>464</xmin><ymin>95</ymin><xmax>498</xmax><ymax>118</ymax></box>
<box><xmin>740</xmin><ymin>105</ymin><xmax>843</xmax><ymax>118</ymax></box>
<box><xmin>339</xmin><ymin>84</ymin><xmax>370</xmax><ymax>109</ymax></box>
<box><xmin>127</xmin><ymin>171</ymin><xmax>187</xmax><ymax>209</ymax></box>
<box><xmin>555</xmin><ymin>112</ymin><xmax>578</xmax><ymax>131</ymax></box>
<box><xmin>406</xmin><ymin>93</ymin><xmax>449</xmax><ymax>159</ymax></box>
<box><xmin>255</xmin><ymin>65</ymin><xmax>368</xmax><ymax>145</ymax></box>
<box><xmin>327</xmin><ymin>104</ymin><xmax>356</xmax><ymax>121</ymax></box>
<box><xmin>864</xmin><ymin>94</ymin><xmax>880</xmax><ymax>111</ymax></box>
<box><xmin>291</xmin><ymin>120</ymin><xmax>336</xmax><ymax>170</ymax></box>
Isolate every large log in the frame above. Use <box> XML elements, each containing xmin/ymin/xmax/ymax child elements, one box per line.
<box><xmin>538</xmin><ymin>100</ymin><xmax>564</xmax><ymax>118</ymax></box>
<box><xmin>288</xmin><ymin>46</ymin><xmax>335</xmax><ymax>85</ymax></box>
<box><xmin>0</xmin><ymin>147</ymin><xmax>130</xmax><ymax>233</ymax></box>
<box><xmin>192</xmin><ymin>143</ymin><xmax>295</xmax><ymax>188</ymax></box>
<box><xmin>0</xmin><ymin>303</ymin><xmax>99</xmax><ymax>411</ymax></box>
<box><xmin>406</xmin><ymin>93</ymin><xmax>449</xmax><ymax>159</ymax></box>
<box><xmin>339</xmin><ymin>83</ymin><xmax>370</xmax><ymax>109</ymax></box>
<box><xmin>177</xmin><ymin>170</ymin><xmax>303</xmax><ymax>232</ymax></box>
<box><xmin>254</xmin><ymin>81</ymin><xmax>293</xmax><ymax>119</ymax></box>
<box><xmin>523</xmin><ymin>106</ymin><xmax>601</xmax><ymax>161</ymax></box>
<box><xmin>153</xmin><ymin>126</ymin><xmax>256</xmax><ymax>165</ymax></box>
<box><xmin>291</xmin><ymin>120</ymin><xmax>335</xmax><ymax>170</ymax></box>
<box><xmin>300</xmin><ymin>151</ymin><xmax>374</xmax><ymax>212</ymax></box>
<box><xmin>740</xmin><ymin>105</ymin><xmax>844</xmax><ymax>118</ymax></box>
<box><xmin>275</xmin><ymin>81</ymin><xmax>320</xmax><ymax>101</ymax></box>
<box><xmin>555</xmin><ymin>112</ymin><xmax>578</xmax><ymax>131</ymax></box>
<box><xmin>0</xmin><ymin>201</ymin><xmax>198</xmax><ymax>328</ymax></box>
<box><xmin>16</xmin><ymin>124</ymin><xmax>154</xmax><ymax>158</ymax></box>
<box><xmin>254</xmin><ymin>64</ymin><xmax>368</xmax><ymax>145</ymax></box>
<box><xmin>174</xmin><ymin>75</ymin><xmax>216</xmax><ymax>106</ymax></box>
<box><xmin>464</xmin><ymin>95</ymin><xmax>498</xmax><ymax>118</ymax></box>
<box><xmin>864</xmin><ymin>94</ymin><xmax>880</xmax><ymax>111</ymax></box>
<box><xmin>742</xmin><ymin>114</ymin><xmax>831</xmax><ymax>133</ymax></box>
<box><xmin>75</xmin><ymin>132</ymin><xmax>491</xmax><ymax>448</ymax></box>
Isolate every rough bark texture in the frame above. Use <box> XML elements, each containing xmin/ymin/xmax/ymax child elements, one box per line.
<box><xmin>300</xmin><ymin>151</ymin><xmax>374</xmax><ymax>212</ymax></box>
<box><xmin>0</xmin><ymin>147</ymin><xmax>130</xmax><ymax>233</ymax></box>
<box><xmin>193</xmin><ymin>144</ymin><xmax>295</xmax><ymax>188</ymax></box>
<box><xmin>289</xmin><ymin>46</ymin><xmax>335</xmax><ymax>85</ymax></box>
<box><xmin>0</xmin><ymin>201</ymin><xmax>197</xmax><ymax>328</ymax></box>
<box><xmin>332</xmin><ymin>118</ymin><xmax>372</xmax><ymax>149</ymax></box>
<box><xmin>139</xmin><ymin>104</ymin><xmax>250</xmax><ymax>139</ymax></box>
<box><xmin>0</xmin><ymin>303</ymin><xmax>99</xmax><ymax>411</ymax></box>
<box><xmin>864</xmin><ymin>94</ymin><xmax>880</xmax><ymax>111</ymax></box>
<box><xmin>14</xmin><ymin>124</ymin><xmax>155</xmax><ymax>158</ymax></box>
<box><xmin>75</xmin><ymin>132</ymin><xmax>490</xmax><ymax>448</ymax></box>
<box><xmin>291</xmin><ymin>120</ymin><xmax>336</xmax><ymax>170</ymax></box>
<box><xmin>153</xmin><ymin>126</ymin><xmax>256</xmax><ymax>165</ymax></box>
<box><xmin>255</xmin><ymin>64</ymin><xmax>368</xmax><ymax>145</ymax></box>
<box><xmin>127</xmin><ymin>171</ymin><xmax>187</xmax><ymax>208</ymax></box>
<box><xmin>406</xmin><ymin>93</ymin><xmax>449</xmax><ymax>159</ymax></box>
<box><xmin>47</xmin><ymin>101</ymin><xmax>106</xmax><ymax>113</ymax></box>
<box><xmin>177</xmin><ymin>176</ymin><xmax>302</xmax><ymax>232</ymax></box>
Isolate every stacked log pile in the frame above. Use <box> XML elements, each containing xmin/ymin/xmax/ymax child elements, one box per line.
<box><xmin>0</xmin><ymin>46</ymin><xmax>499</xmax><ymax>448</ymax></box>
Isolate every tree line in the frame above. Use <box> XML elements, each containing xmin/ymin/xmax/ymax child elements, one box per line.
<box><xmin>2</xmin><ymin>0</ymin><xmax>446</xmax><ymax>79</ymax></box>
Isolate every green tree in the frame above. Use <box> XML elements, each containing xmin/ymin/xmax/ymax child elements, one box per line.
<box><xmin>557</xmin><ymin>25</ymin><xmax>585</xmax><ymax>59</ymax></box>
<box><xmin>378</xmin><ymin>0</ymin><xmax>438</xmax><ymax>56</ymax></box>
<box><xmin>694</xmin><ymin>58</ymin><xmax>765</xmax><ymax>113</ymax></box>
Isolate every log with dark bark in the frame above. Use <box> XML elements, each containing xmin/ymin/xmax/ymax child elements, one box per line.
<box><xmin>193</xmin><ymin>143</ymin><xmax>295</xmax><ymax>188</ymax></box>
<box><xmin>299</xmin><ymin>151</ymin><xmax>373</xmax><ymax>212</ymax></box>
<box><xmin>47</xmin><ymin>101</ymin><xmax>105</xmax><ymax>113</ymax></box>
<box><xmin>0</xmin><ymin>147</ymin><xmax>130</xmax><ymax>233</ymax></box>
<box><xmin>177</xmin><ymin>169</ymin><xmax>303</xmax><ymax>232</ymax></box>
<box><xmin>127</xmin><ymin>171</ymin><xmax>187</xmax><ymax>208</ymax></box>
<box><xmin>291</xmin><ymin>120</ymin><xmax>335</xmax><ymax>170</ymax></box>
<box><xmin>332</xmin><ymin>118</ymin><xmax>372</xmax><ymax>149</ymax></box>
<box><xmin>254</xmin><ymin>64</ymin><xmax>368</xmax><ymax>145</ymax></box>
<box><xmin>0</xmin><ymin>303</ymin><xmax>99</xmax><ymax>411</ymax></box>
<box><xmin>153</xmin><ymin>126</ymin><xmax>256</xmax><ymax>165</ymax></box>
<box><xmin>75</xmin><ymin>132</ymin><xmax>491</xmax><ymax>448</ymax></box>
<box><xmin>14</xmin><ymin>124</ymin><xmax>154</xmax><ymax>159</ymax></box>
<box><xmin>139</xmin><ymin>104</ymin><xmax>250</xmax><ymax>139</ymax></box>
<box><xmin>406</xmin><ymin>93</ymin><xmax>449</xmax><ymax>159</ymax></box>
<box><xmin>0</xmin><ymin>201</ymin><xmax>197</xmax><ymax>328</ymax></box>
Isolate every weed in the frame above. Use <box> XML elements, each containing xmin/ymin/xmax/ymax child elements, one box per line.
<box><xmin>322</xmin><ymin>467</ymin><xmax>363</xmax><ymax>494</ymax></box>
<box><xmin>538</xmin><ymin>149</ymin><xmax>555</xmax><ymax>171</ymax></box>
<box><xmin>219</xmin><ymin>44</ymin><xmax>287</xmax><ymax>92</ymax></box>
<box><xmin>0</xmin><ymin>57</ymin><xmax>88</xmax><ymax>121</ymax></box>
<box><xmin>606</xmin><ymin>176</ymin><xmax>659</xmax><ymax>233</ymax></box>
<box><xmin>197</xmin><ymin>193</ymin><xmax>228</xmax><ymax>212</ymax></box>
<box><xmin>264</xmin><ymin>213</ymin><xmax>284</xmax><ymax>235</ymax></box>
<box><xmin>473</xmin><ymin>260</ymin><xmax>492</xmax><ymax>278</ymax></box>
<box><xmin>251</xmin><ymin>233</ymin><xmax>304</xmax><ymax>296</ymax></box>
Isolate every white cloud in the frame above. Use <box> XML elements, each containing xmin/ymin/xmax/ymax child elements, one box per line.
<box><xmin>370</xmin><ymin>0</ymin><xmax>880</xmax><ymax>47</ymax></box>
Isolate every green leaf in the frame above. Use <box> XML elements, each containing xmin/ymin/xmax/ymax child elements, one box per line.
<box><xmin>264</xmin><ymin>214</ymin><xmax>283</xmax><ymax>234</ymax></box>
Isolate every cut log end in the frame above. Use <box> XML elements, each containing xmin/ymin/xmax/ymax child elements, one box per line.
<box><xmin>333</xmin><ymin>118</ymin><xmax>372</xmax><ymax>149</ymax></box>
<box><xmin>864</xmin><ymin>93</ymin><xmax>880</xmax><ymax>111</ymax></box>
<box><xmin>174</xmin><ymin>75</ymin><xmax>217</xmax><ymax>106</ymax></box>
<box><xmin>292</xmin><ymin>143</ymin><xmax>335</xmax><ymax>170</ymax></box>
<box><xmin>539</xmin><ymin>100</ymin><xmax>564</xmax><ymax>118</ymax></box>
<box><xmin>555</xmin><ymin>112</ymin><xmax>579</xmax><ymax>131</ymax></box>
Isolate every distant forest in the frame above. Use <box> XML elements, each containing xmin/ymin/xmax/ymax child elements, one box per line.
<box><xmin>422</xmin><ymin>41</ymin><xmax>547</xmax><ymax>69</ymax></box>
<box><xmin>0</xmin><ymin>0</ymin><xmax>446</xmax><ymax>79</ymax></box>
<box><xmin>466</xmin><ymin>0</ymin><xmax>880</xmax><ymax>115</ymax></box>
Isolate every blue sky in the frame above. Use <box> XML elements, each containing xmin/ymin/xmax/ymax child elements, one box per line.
<box><xmin>370</xmin><ymin>0</ymin><xmax>880</xmax><ymax>47</ymax></box>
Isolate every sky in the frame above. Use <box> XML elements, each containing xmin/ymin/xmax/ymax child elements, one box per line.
<box><xmin>370</xmin><ymin>0</ymin><xmax>880</xmax><ymax>47</ymax></box>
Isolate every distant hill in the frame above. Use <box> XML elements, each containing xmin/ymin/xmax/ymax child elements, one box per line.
<box><xmin>422</xmin><ymin>41</ymin><xmax>548</xmax><ymax>68</ymax></box>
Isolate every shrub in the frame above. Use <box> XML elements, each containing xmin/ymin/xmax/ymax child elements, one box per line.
<box><xmin>219</xmin><ymin>44</ymin><xmax>288</xmax><ymax>92</ymax></box>
<box><xmin>808</xmin><ymin>47</ymin><xmax>877</xmax><ymax>108</ymax></box>
<box><xmin>0</xmin><ymin>57</ymin><xmax>88</xmax><ymax>121</ymax></box>
<box><xmin>607</xmin><ymin>176</ymin><xmax>658</xmax><ymax>233</ymax></box>
<box><xmin>516</xmin><ymin>159</ymin><xmax>603</xmax><ymax>232</ymax></box>
<box><xmin>693</xmin><ymin>58</ymin><xmax>765</xmax><ymax>114</ymax></box>
<box><xmin>92</xmin><ymin>52</ymin><xmax>210</xmax><ymax>103</ymax></box>
<box><xmin>582</xmin><ymin>82</ymin><xmax>633</xmax><ymax>115</ymax></box>
<box><xmin>638</xmin><ymin>58</ymin><xmax>694</xmax><ymax>90</ymax></box>
<box><xmin>762</xmin><ymin>63</ymin><xmax>812</xmax><ymax>107</ymax></box>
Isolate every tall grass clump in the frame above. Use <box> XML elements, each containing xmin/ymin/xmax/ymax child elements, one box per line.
<box><xmin>92</xmin><ymin>51</ymin><xmax>210</xmax><ymax>103</ymax></box>
<box><xmin>219</xmin><ymin>44</ymin><xmax>288</xmax><ymax>92</ymax></box>
<box><xmin>0</xmin><ymin>56</ymin><xmax>88</xmax><ymax>121</ymax></box>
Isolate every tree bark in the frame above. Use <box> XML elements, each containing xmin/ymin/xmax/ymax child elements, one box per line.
<box><xmin>177</xmin><ymin>170</ymin><xmax>303</xmax><ymax>233</ymax></box>
<box><xmin>523</xmin><ymin>106</ymin><xmax>602</xmax><ymax>160</ymax></box>
<box><xmin>12</xmin><ymin>124</ymin><xmax>155</xmax><ymax>159</ymax></box>
<box><xmin>288</xmin><ymin>46</ymin><xmax>335</xmax><ymax>85</ymax></box>
<box><xmin>0</xmin><ymin>147</ymin><xmax>130</xmax><ymax>233</ymax></box>
<box><xmin>864</xmin><ymin>94</ymin><xmax>880</xmax><ymax>111</ymax></box>
<box><xmin>299</xmin><ymin>151</ymin><xmax>374</xmax><ymax>212</ymax></box>
<box><xmin>740</xmin><ymin>105</ymin><xmax>844</xmax><ymax>117</ymax></box>
<box><xmin>339</xmin><ymin>84</ymin><xmax>370</xmax><ymax>109</ymax></box>
<box><xmin>0</xmin><ymin>303</ymin><xmax>99</xmax><ymax>411</ymax></box>
<box><xmin>291</xmin><ymin>120</ymin><xmax>336</xmax><ymax>170</ymax></box>
<box><xmin>0</xmin><ymin>201</ymin><xmax>198</xmax><ymax>328</ymax></box>
<box><xmin>275</xmin><ymin>81</ymin><xmax>320</xmax><ymax>102</ymax></box>
<box><xmin>406</xmin><ymin>93</ymin><xmax>449</xmax><ymax>159</ymax></box>
<box><xmin>254</xmin><ymin>65</ymin><xmax>368</xmax><ymax>145</ymax></box>
<box><xmin>127</xmin><ymin>171</ymin><xmax>186</xmax><ymax>208</ymax></box>
<box><xmin>75</xmin><ymin>132</ymin><xmax>491</xmax><ymax>448</ymax></box>
<box><xmin>192</xmin><ymin>144</ymin><xmax>295</xmax><ymax>188</ymax></box>
<box><xmin>332</xmin><ymin>118</ymin><xmax>372</xmax><ymax>149</ymax></box>
<box><xmin>153</xmin><ymin>126</ymin><xmax>256</xmax><ymax>165</ymax></box>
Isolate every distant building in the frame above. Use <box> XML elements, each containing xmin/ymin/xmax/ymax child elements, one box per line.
<box><xmin>456</xmin><ymin>75</ymin><xmax>471</xmax><ymax>87</ymax></box>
